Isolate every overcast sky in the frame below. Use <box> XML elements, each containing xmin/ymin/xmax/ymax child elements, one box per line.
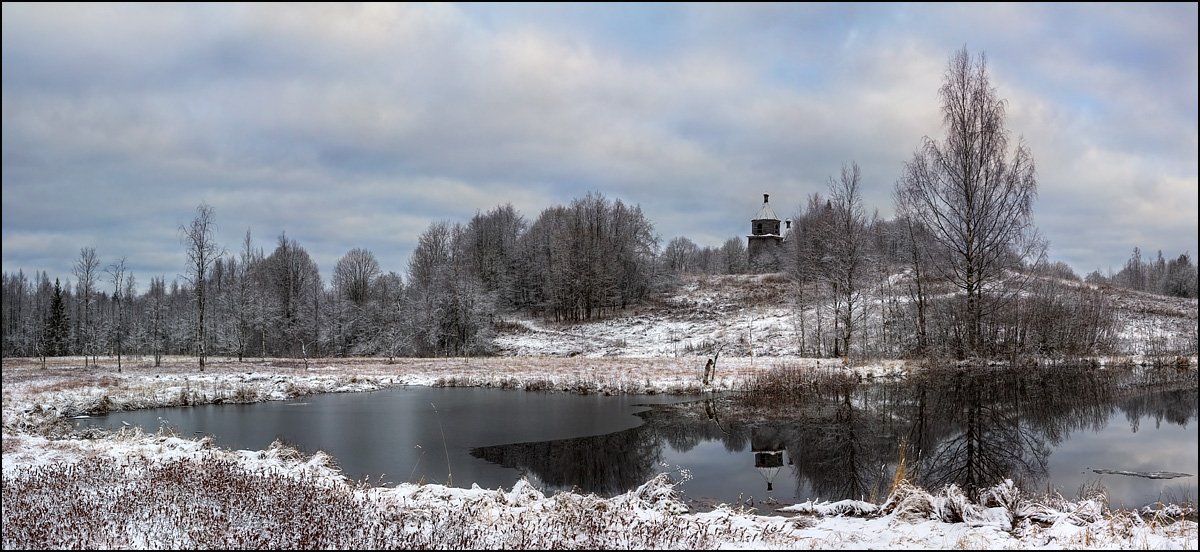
<box><xmin>3</xmin><ymin>3</ymin><xmax>1197</xmax><ymax>292</ymax></box>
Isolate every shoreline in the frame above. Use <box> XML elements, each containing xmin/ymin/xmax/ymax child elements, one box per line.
<box><xmin>3</xmin><ymin>355</ymin><xmax>1197</xmax><ymax>549</ymax></box>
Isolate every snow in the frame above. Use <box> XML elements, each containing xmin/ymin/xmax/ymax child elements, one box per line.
<box><xmin>754</xmin><ymin>201</ymin><xmax>779</xmax><ymax>221</ymax></box>
<box><xmin>3</xmin><ymin>357</ymin><xmax>1196</xmax><ymax>549</ymax></box>
<box><xmin>492</xmin><ymin>272</ymin><xmax>1198</xmax><ymax>361</ymax></box>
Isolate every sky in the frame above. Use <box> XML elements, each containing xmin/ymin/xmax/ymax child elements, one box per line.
<box><xmin>3</xmin><ymin>3</ymin><xmax>1197</xmax><ymax>292</ymax></box>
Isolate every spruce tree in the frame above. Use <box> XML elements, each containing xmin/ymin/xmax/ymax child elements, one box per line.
<box><xmin>44</xmin><ymin>278</ymin><xmax>69</xmax><ymax>356</ymax></box>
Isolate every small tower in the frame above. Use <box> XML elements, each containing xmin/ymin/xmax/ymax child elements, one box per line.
<box><xmin>748</xmin><ymin>193</ymin><xmax>783</xmax><ymax>272</ymax></box>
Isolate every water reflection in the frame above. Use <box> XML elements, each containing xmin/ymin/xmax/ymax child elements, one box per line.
<box><xmin>472</xmin><ymin>366</ymin><xmax>1197</xmax><ymax>507</ymax></box>
<box><xmin>470</xmin><ymin>425</ymin><xmax>663</xmax><ymax>495</ymax></box>
<box><xmin>751</xmin><ymin>427</ymin><xmax>788</xmax><ymax>492</ymax></box>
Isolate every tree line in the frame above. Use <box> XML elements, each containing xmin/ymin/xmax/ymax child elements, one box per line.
<box><xmin>1083</xmin><ymin>247</ymin><xmax>1198</xmax><ymax>299</ymax></box>
<box><xmin>1</xmin><ymin>193</ymin><xmax>660</xmax><ymax>363</ymax></box>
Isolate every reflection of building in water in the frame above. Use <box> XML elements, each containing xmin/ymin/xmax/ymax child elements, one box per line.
<box><xmin>752</xmin><ymin>426</ymin><xmax>791</xmax><ymax>492</ymax></box>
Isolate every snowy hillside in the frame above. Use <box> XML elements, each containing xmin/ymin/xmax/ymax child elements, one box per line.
<box><xmin>493</xmin><ymin>272</ymin><xmax>1198</xmax><ymax>360</ymax></box>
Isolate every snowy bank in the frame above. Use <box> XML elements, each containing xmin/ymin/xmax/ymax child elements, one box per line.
<box><xmin>3</xmin><ymin>431</ymin><xmax>1196</xmax><ymax>549</ymax></box>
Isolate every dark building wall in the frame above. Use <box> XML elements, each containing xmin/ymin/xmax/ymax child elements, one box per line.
<box><xmin>747</xmin><ymin>193</ymin><xmax>784</xmax><ymax>272</ymax></box>
<box><xmin>748</xmin><ymin>235</ymin><xmax>783</xmax><ymax>272</ymax></box>
<box><xmin>751</xmin><ymin>219</ymin><xmax>781</xmax><ymax>236</ymax></box>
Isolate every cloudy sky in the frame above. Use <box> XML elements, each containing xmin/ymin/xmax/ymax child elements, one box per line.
<box><xmin>3</xmin><ymin>3</ymin><xmax>1196</xmax><ymax>291</ymax></box>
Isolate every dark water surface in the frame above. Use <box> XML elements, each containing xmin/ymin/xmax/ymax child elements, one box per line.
<box><xmin>77</xmin><ymin>368</ymin><xmax>1197</xmax><ymax>509</ymax></box>
<box><xmin>76</xmin><ymin>387</ymin><xmax>691</xmax><ymax>491</ymax></box>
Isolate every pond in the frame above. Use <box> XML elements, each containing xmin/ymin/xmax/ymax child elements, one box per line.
<box><xmin>75</xmin><ymin>387</ymin><xmax>691</xmax><ymax>492</ymax></box>
<box><xmin>76</xmin><ymin>366</ymin><xmax>1197</xmax><ymax>510</ymax></box>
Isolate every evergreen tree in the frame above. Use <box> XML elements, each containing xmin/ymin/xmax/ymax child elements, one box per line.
<box><xmin>44</xmin><ymin>278</ymin><xmax>69</xmax><ymax>356</ymax></box>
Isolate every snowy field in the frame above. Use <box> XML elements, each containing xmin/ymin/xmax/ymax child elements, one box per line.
<box><xmin>3</xmin><ymin>356</ymin><xmax>1196</xmax><ymax>549</ymax></box>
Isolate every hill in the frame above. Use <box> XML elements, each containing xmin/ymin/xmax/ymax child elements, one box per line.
<box><xmin>493</xmin><ymin>272</ymin><xmax>1198</xmax><ymax>362</ymax></box>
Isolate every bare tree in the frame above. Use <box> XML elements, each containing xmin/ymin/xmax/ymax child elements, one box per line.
<box><xmin>409</xmin><ymin>221</ymin><xmax>454</xmax><ymax>290</ymax></box>
<box><xmin>517</xmin><ymin>192</ymin><xmax>657</xmax><ymax>322</ymax></box>
<box><xmin>334</xmin><ymin>248</ymin><xmax>381</xmax><ymax>306</ymax></box>
<box><xmin>73</xmin><ymin>246</ymin><xmax>100</xmax><ymax>366</ymax></box>
<box><xmin>1</xmin><ymin>270</ymin><xmax>31</xmax><ymax>357</ymax></box>
<box><xmin>147</xmin><ymin>276</ymin><xmax>166</xmax><ymax>367</ymax></box>
<box><xmin>371</xmin><ymin>271</ymin><xmax>409</xmax><ymax>361</ymax></box>
<box><xmin>825</xmin><ymin>162</ymin><xmax>870</xmax><ymax>360</ymax></box>
<box><xmin>720</xmin><ymin>237</ymin><xmax>747</xmax><ymax>275</ymax></box>
<box><xmin>1162</xmin><ymin>253</ymin><xmax>1198</xmax><ymax>299</ymax></box>
<box><xmin>122</xmin><ymin>273</ymin><xmax>137</xmax><ymax>357</ymax></box>
<box><xmin>896</xmin><ymin>212</ymin><xmax>931</xmax><ymax>354</ymax></box>
<box><xmin>463</xmin><ymin>203</ymin><xmax>526</xmax><ymax>306</ymax></box>
<box><xmin>105</xmin><ymin>257</ymin><xmax>127</xmax><ymax>372</ymax></box>
<box><xmin>263</xmin><ymin>232</ymin><xmax>320</xmax><ymax>358</ymax></box>
<box><xmin>180</xmin><ymin>203</ymin><xmax>223</xmax><ymax>370</ymax></box>
<box><xmin>896</xmin><ymin>48</ymin><xmax>1042</xmax><ymax>356</ymax></box>
<box><xmin>333</xmin><ymin>247</ymin><xmax>381</xmax><ymax>353</ymax></box>
<box><xmin>407</xmin><ymin>221</ymin><xmax>494</xmax><ymax>356</ymax></box>
<box><xmin>662</xmin><ymin>236</ymin><xmax>699</xmax><ymax>274</ymax></box>
<box><xmin>233</xmin><ymin>229</ymin><xmax>258</xmax><ymax>362</ymax></box>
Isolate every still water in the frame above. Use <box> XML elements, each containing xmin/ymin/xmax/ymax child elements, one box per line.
<box><xmin>76</xmin><ymin>387</ymin><xmax>690</xmax><ymax>491</ymax></box>
<box><xmin>76</xmin><ymin>368</ymin><xmax>1197</xmax><ymax>509</ymax></box>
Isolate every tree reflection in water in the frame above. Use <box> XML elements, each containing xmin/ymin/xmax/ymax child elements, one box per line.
<box><xmin>470</xmin><ymin>366</ymin><xmax>1196</xmax><ymax>503</ymax></box>
<box><xmin>470</xmin><ymin>423</ymin><xmax>664</xmax><ymax>495</ymax></box>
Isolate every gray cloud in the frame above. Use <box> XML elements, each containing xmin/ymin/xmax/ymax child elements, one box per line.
<box><xmin>3</xmin><ymin>3</ymin><xmax>1196</xmax><ymax>289</ymax></box>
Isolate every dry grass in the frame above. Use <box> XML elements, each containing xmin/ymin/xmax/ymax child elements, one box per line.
<box><xmin>493</xmin><ymin>319</ymin><xmax>532</xmax><ymax>333</ymax></box>
<box><xmin>889</xmin><ymin>437</ymin><xmax>908</xmax><ymax>498</ymax></box>
<box><xmin>27</xmin><ymin>375</ymin><xmax>119</xmax><ymax>394</ymax></box>
<box><xmin>1</xmin><ymin>455</ymin><xmax>760</xmax><ymax>550</ymax></box>
<box><xmin>735</xmin><ymin>362</ymin><xmax>860</xmax><ymax>408</ymax></box>
<box><xmin>2</xmin><ymin>434</ymin><xmax>21</xmax><ymax>454</ymax></box>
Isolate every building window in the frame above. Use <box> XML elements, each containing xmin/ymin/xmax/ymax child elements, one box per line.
<box><xmin>756</xmin><ymin>223</ymin><xmax>762</xmax><ymax>234</ymax></box>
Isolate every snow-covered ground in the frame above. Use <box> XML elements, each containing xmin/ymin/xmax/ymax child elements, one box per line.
<box><xmin>494</xmin><ymin>273</ymin><xmax>805</xmax><ymax>358</ymax></box>
<box><xmin>494</xmin><ymin>273</ymin><xmax>1199</xmax><ymax>359</ymax></box>
<box><xmin>3</xmin><ymin>357</ymin><xmax>1196</xmax><ymax>549</ymax></box>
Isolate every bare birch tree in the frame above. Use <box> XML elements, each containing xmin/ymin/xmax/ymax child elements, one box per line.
<box><xmin>896</xmin><ymin>48</ymin><xmax>1042</xmax><ymax>356</ymax></box>
<box><xmin>180</xmin><ymin>203</ymin><xmax>223</xmax><ymax>370</ymax></box>
<box><xmin>825</xmin><ymin>162</ymin><xmax>870</xmax><ymax>360</ymax></box>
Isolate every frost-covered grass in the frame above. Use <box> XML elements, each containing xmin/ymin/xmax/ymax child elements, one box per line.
<box><xmin>3</xmin><ymin>356</ymin><xmax>1197</xmax><ymax>549</ymax></box>
<box><xmin>2</xmin><ymin>438</ymin><xmax>725</xmax><ymax>549</ymax></box>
